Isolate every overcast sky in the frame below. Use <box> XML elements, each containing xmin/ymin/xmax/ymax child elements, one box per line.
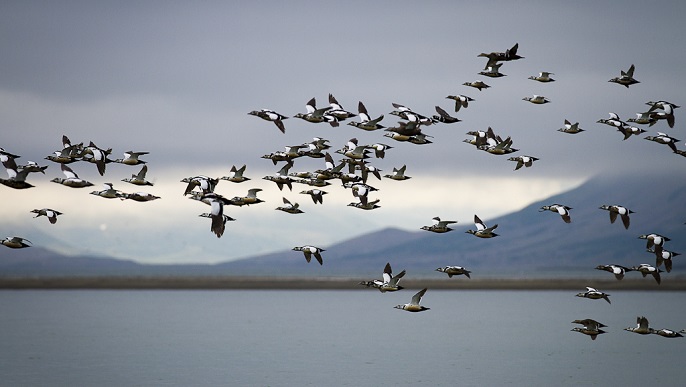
<box><xmin>1</xmin><ymin>1</ymin><xmax>685</xmax><ymax>264</ymax></box>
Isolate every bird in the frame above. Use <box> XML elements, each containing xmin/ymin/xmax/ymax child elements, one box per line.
<box><xmin>384</xmin><ymin>165</ymin><xmax>411</xmax><ymax>181</ymax></box>
<box><xmin>293</xmin><ymin>97</ymin><xmax>338</xmax><ymax>127</ymax></box>
<box><xmin>326</xmin><ymin>93</ymin><xmax>356</xmax><ymax>122</ymax></box>
<box><xmin>466</xmin><ymin>127</ymin><xmax>500</xmax><ymax>148</ymax></box>
<box><xmin>639</xmin><ymin>233</ymin><xmax>670</xmax><ymax>258</ymax></box>
<box><xmin>389</xmin><ymin>103</ymin><xmax>436</xmax><ymax>125</ymax></box>
<box><xmin>608</xmin><ymin>64</ymin><xmax>639</xmax><ymax>88</ymax></box>
<box><xmin>1</xmin><ymin>157</ymin><xmax>35</xmax><ymax>189</ymax></box>
<box><xmin>248</xmin><ymin>109</ymin><xmax>289</xmax><ymax>133</ymax></box>
<box><xmin>616</xmin><ymin>125</ymin><xmax>646</xmax><ymax>140</ymax></box>
<box><xmin>182</xmin><ymin>175</ymin><xmax>218</xmax><ymax>196</ymax></box>
<box><xmin>121</xmin><ymin>165</ymin><xmax>154</xmax><ymax>186</ymax></box>
<box><xmin>528</xmin><ymin>71</ymin><xmax>555</xmax><ymax>82</ymax></box>
<box><xmin>466</xmin><ymin>215</ymin><xmax>498</xmax><ymax>238</ymax></box>
<box><xmin>44</xmin><ymin>135</ymin><xmax>83</xmax><ymax>164</ymax></box>
<box><xmin>229</xmin><ymin>188</ymin><xmax>264</xmax><ymax>206</ymax></box>
<box><xmin>114</xmin><ymin>151</ymin><xmax>148</xmax><ymax>165</ymax></box>
<box><xmin>300</xmin><ymin>189</ymin><xmax>327</xmax><ymax>204</ymax></box>
<box><xmin>263</xmin><ymin>161</ymin><xmax>295</xmax><ymax>191</ymax></box>
<box><xmin>90</xmin><ymin>183</ymin><xmax>125</xmax><ymax>199</ymax></box>
<box><xmin>347</xmin><ymin>101</ymin><xmax>385</xmax><ymax>131</ymax></box>
<box><xmin>121</xmin><ymin>192</ymin><xmax>160</xmax><ymax>202</ymax></box>
<box><xmin>432</xmin><ymin>105</ymin><xmax>461</xmax><ymax>123</ymax></box>
<box><xmin>394</xmin><ymin>288</ymin><xmax>430</xmax><ymax>312</ymax></box>
<box><xmin>355</xmin><ymin>163</ymin><xmax>382</xmax><ymax>183</ymax></box>
<box><xmin>1</xmin><ymin>236</ymin><xmax>32</xmax><ymax>249</ymax></box>
<box><xmin>292</xmin><ymin>245</ymin><xmax>325</xmax><ymax>265</ymax></box>
<box><xmin>51</xmin><ymin>164</ymin><xmax>94</xmax><ymax>188</ymax></box>
<box><xmin>597</xmin><ymin>112</ymin><xmax>627</xmax><ymax>132</ymax></box>
<box><xmin>478</xmin><ymin>136</ymin><xmax>518</xmax><ymax>155</ymax></box>
<box><xmin>463</xmin><ymin>80</ymin><xmax>490</xmax><ymax>91</ymax></box>
<box><xmin>626</xmin><ymin>112</ymin><xmax>657</xmax><ymax>127</ymax></box>
<box><xmin>336</xmin><ymin>144</ymin><xmax>371</xmax><ymax>161</ymax></box>
<box><xmin>435</xmin><ymin>266</ymin><xmax>471</xmax><ymax>278</ymax></box>
<box><xmin>421</xmin><ymin>217</ymin><xmax>457</xmax><ymax>233</ymax></box>
<box><xmin>261</xmin><ymin>146</ymin><xmax>304</xmax><ymax>165</ymax></box>
<box><xmin>478</xmin><ymin>43</ymin><xmax>523</xmax><ymax>69</ymax></box>
<box><xmin>508</xmin><ymin>155</ymin><xmax>538</xmax><ymax>170</ymax></box>
<box><xmin>479</xmin><ymin>63</ymin><xmax>506</xmax><ymax>78</ymax></box>
<box><xmin>646</xmin><ymin>100</ymin><xmax>678</xmax><ymax>128</ymax></box>
<box><xmin>558</xmin><ymin>119</ymin><xmax>584</xmax><ymax>134</ymax></box>
<box><xmin>347</xmin><ymin>199</ymin><xmax>381</xmax><ymax>210</ymax></box>
<box><xmin>624</xmin><ymin>316</ymin><xmax>653</xmax><ymax>335</ymax></box>
<box><xmin>595</xmin><ymin>264</ymin><xmax>632</xmax><ymax>280</ymax></box>
<box><xmin>572</xmin><ymin>319</ymin><xmax>607</xmax><ymax>329</ymax></box>
<box><xmin>445</xmin><ymin>94</ymin><xmax>474</xmax><ymax>112</ymax></box>
<box><xmin>17</xmin><ymin>160</ymin><xmax>48</xmax><ymax>175</ymax></box>
<box><xmin>539</xmin><ymin>204</ymin><xmax>572</xmax><ymax>223</ymax></box>
<box><xmin>345</xmin><ymin>182</ymin><xmax>377</xmax><ymax>206</ymax></box>
<box><xmin>275</xmin><ymin>197</ymin><xmax>304</xmax><ymax>214</ymax></box>
<box><xmin>644</xmin><ymin>132</ymin><xmax>680</xmax><ymax>152</ymax></box>
<box><xmin>571</xmin><ymin>319</ymin><xmax>607</xmax><ymax>340</ymax></box>
<box><xmin>575</xmin><ymin>287</ymin><xmax>611</xmax><ymax>304</ymax></box>
<box><xmin>81</xmin><ymin>141</ymin><xmax>111</xmax><ymax>176</ymax></box>
<box><xmin>30</xmin><ymin>208</ymin><xmax>63</xmax><ymax>224</ymax></box>
<box><xmin>359</xmin><ymin>262</ymin><xmax>406</xmax><ymax>292</ymax></box>
<box><xmin>652</xmin><ymin>329</ymin><xmax>683</xmax><ymax>338</ymax></box>
<box><xmin>368</xmin><ymin>143</ymin><xmax>393</xmax><ymax>159</ymax></box>
<box><xmin>650</xmin><ymin>248</ymin><xmax>679</xmax><ymax>273</ymax></box>
<box><xmin>522</xmin><ymin>95</ymin><xmax>550</xmax><ymax>104</ymax></box>
<box><xmin>598</xmin><ymin>205</ymin><xmax>633</xmax><ymax>229</ymax></box>
<box><xmin>630</xmin><ymin>264</ymin><xmax>662</xmax><ymax>284</ymax></box>
<box><xmin>199</xmin><ymin>192</ymin><xmax>233</xmax><ymax>238</ymax></box>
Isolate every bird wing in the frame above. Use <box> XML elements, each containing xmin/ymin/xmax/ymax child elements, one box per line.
<box><xmin>410</xmin><ymin>288</ymin><xmax>427</xmax><ymax>305</ymax></box>
<box><xmin>61</xmin><ymin>164</ymin><xmax>78</xmax><ymax>179</ymax></box>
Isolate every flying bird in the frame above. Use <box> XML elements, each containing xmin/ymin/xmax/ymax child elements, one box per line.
<box><xmin>394</xmin><ymin>288</ymin><xmax>430</xmax><ymax>312</ymax></box>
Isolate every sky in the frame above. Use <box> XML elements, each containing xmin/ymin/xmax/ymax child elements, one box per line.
<box><xmin>1</xmin><ymin>1</ymin><xmax>685</xmax><ymax>264</ymax></box>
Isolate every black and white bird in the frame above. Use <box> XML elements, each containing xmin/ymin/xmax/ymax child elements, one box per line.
<box><xmin>435</xmin><ymin>266</ymin><xmax>471</xmax><ymax>278</ymax></box>
<box><xmin>394</xmin><ymin>288</ymin><xmax>430</xmax><ymax>312</ymax></box>
<box><xmin>421</xmin><ymin>217</ymin><xmax>457</xmax><ymax>233</ymax></box>
<box><xmin>595</xmin><ymin>264</ymin><xmax>632</xmax><ymax>280</ymax></box>
<box><xmin>445</xmin><ymin>94</ymin><xmax>474</xmax><ymax>112</ymax></box>
<box><xmin>360</xmin><ymin>262</ymin><xmax>406</xmax><ymax>293</ymax></box>
<box><xmin>608</xmin><ymin>64</ymin><xmax>639</xmax><ymax>88</ymax></box>
<box><xmin>275</xmin><ymin>197</ymin><xmax>304</xmax><ymax>214</ymax></box>
<box><xmin>624</xmin><ymin>316</ymin><xmax>653</xmax><ymax>335</ymax></box>
<box><xmin>575</xmin><ymin>287</ymin><xmax>611</xmax><ymax>304</ymax></box>
<box><xmin>630</xmin><ymin>263</ymin><xmax>662</xmax><ymax>285</ymax></box>
<box><xmin>248</xmin><ymin>109</ymin><xmax>289</xmax><ymax>133</ymax></box>
<box><xmin>465</xmin><ymin>215</ymin><xmax>498</xmax><ymax>238</ymax></box>
<box><xmin>30</xmin><ymin>208</ymin><xmax>63</xmax><ymax>224</ymax></box>
<box><xmin>122</xmin><ymin>165</ymin><xmax>154</xmax><ymax>186</ymax></box>
<box><xmin>292</xmin><ymin>245</ymin><xmax>325</xmax><ymax>265</ymax></box>
<box><xmin>1</xmin><ymin>236</ymin><xmax>32</xmax><ymax>249</ymax></box>
<box><xmin>199</xmin><ymin>193</ymin><xmax>233</xmax><ymax>238</ymax></box>
<box><xmin>599</xmin><ymin>205</ymin><xmax>633</xmax><ymax>229</ymax></box>
<box><xmin>539</xmin><ymin>204</ymin><xmax>572</xmax><ymax>223</ymax></box>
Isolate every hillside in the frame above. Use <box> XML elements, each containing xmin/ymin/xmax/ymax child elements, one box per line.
<box><xmin>2</xmin><ymin>171</ymin><xmax>685</xmax><ymax>279</ymax></box>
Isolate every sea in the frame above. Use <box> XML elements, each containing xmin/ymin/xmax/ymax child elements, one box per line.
<box><xmin>1</xmin><ymin>289</ymin><xmax>685</xmax><ymax>386</ymax></box>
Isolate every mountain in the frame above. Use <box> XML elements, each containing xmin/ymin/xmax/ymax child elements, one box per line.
<box><xmin>2</xmin><ymin>172</ymin><xmax>685</xmax><ymax>278</ymax></box>
<box><xmin>217</xmin><ymin>171</ymin><xmax>686</xmax><ymax>277</ymax></box>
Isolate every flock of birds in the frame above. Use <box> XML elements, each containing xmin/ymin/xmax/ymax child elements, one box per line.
<box><xmin>1</xmin><ymin>43</ymin><xmax>684</xmax><ymax>336</ymax></box>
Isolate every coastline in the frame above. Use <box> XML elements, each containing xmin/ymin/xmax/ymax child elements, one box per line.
<box><xmin>1</xmin><ymin>276</ymin><xmax>685</xmax><ymax>290</ymax></box>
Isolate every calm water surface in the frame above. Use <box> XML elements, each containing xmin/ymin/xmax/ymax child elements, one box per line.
<box><xmin>1</xmin><ymin>290</ymin><xmax>685</xmax><ymax>386</ymax></box>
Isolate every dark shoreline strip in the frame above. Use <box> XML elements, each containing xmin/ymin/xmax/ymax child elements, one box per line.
<box><xmin>1</xmin><ymin>277</ymin><xmax>686</xmax><ymax>290</ymax></box>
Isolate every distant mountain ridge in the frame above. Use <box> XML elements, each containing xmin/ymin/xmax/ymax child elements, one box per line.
<box><xmin>2</xmin><ymin>172</ymin><xmax>685</xmax><ymax>278</ymax></box>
